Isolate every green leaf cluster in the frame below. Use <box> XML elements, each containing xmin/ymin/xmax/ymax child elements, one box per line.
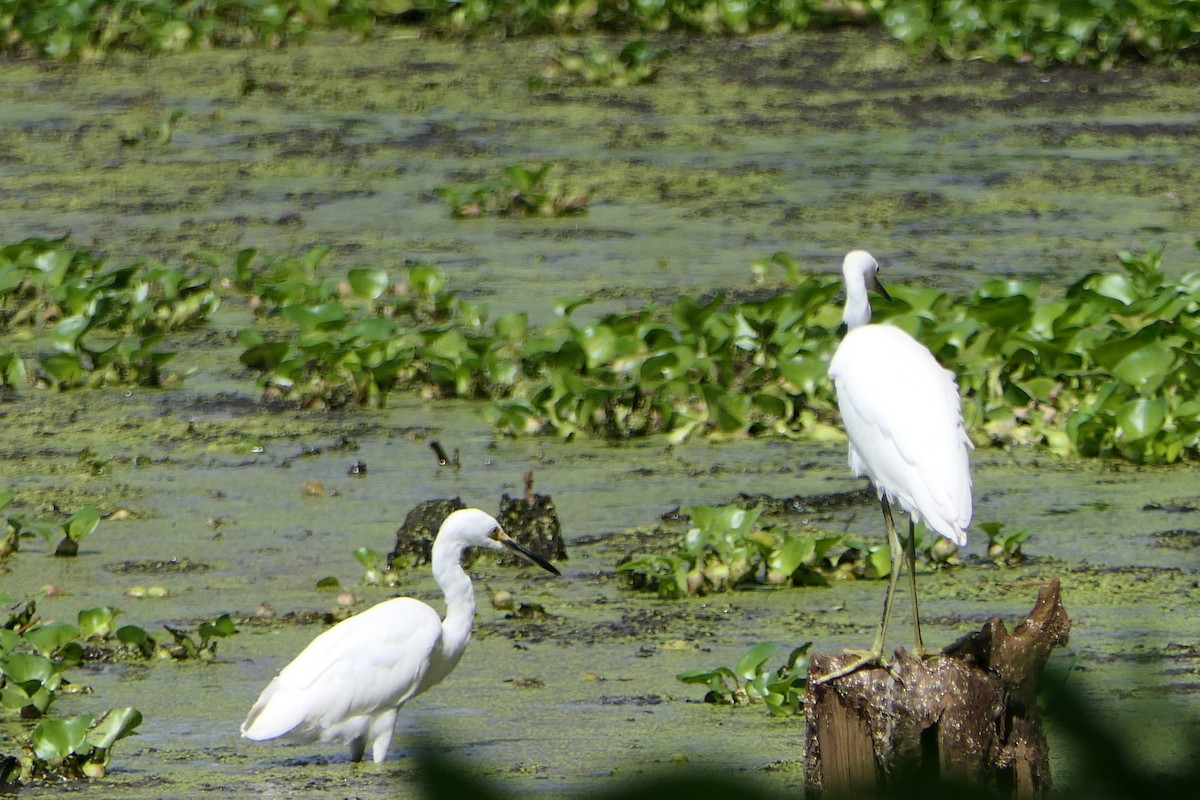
<box><xmin>229</xmin><ymin>242</ymin><xmax>1200</xmax><ymax>464</ymax></box>
<box><xmin>870</xmin><ymin>0</ymin><xmax>1200</xmax><ymax>68</ymax></box>
<box><xmin>676</xmin><ymin>642</ymin><xmax>811</xmax><ymax>715</ymax></box>
<box><xmin>979</xmin><ymin>521</ymin><xmax>1032</xmax><ymax>566</ymax></box>
<box><xmin>1</xmin><ymin>601</ymin><xmax>141</xmax><ymax>784</ymax></box>
<box><xmin>437</xmin><ymin>164</ymin><xmax>589</xmax><ymax>219</ymax></box>
<box><xmin>616</xmin><ymin>504</ymin><xmax>885</xmax><ymax>598</ymax></box>
<box><xmin>1</xmin><ymin>1</ymin><xmax>1195</xmax><ymax>66</ymax></box>
<box><xmin>903</xmin><ymin>245</ymin><xmax>1200</xmax><ymax>464</ymax></box>
<box><xmin>232</xmin><ymin>248</ymin><xmax>522</xmax><ymax>408</ymax></box>
<box><xmin>532</xmin><ymin>40</ymin><xmax>672</xmax><ymax>89</ymax></box>
<box><xmin>0</xmin><ymin>236</ymin><xmax>219</xmax><ymax>389</ymax></box>
<box><xmin>0</xmin><ymin>494</ymin><xmax>102</xmax><ymax>560</ymax></box>
<box><xmin>0</xmin><ymin>0</ymin><xmax>370</xmax><ymax>60</ymax></box>
<box><xmin>484</xmin><ymin>263</ymin><xmax>846</xmax><ymax>442</ymax></box>
<box><xmin>79</xmin><ymin>607</ymin><xmax>240</xmax><ymax>661</ymax></box>
<box><xmin>18</xmin><ymin>708</ymin><xmax>142</xmax><ymax>781</ymax></box>
<box><xmin>504</xmin><ymin>246</ymin><xmax>1200</xmax><ymax>463</ymax></box>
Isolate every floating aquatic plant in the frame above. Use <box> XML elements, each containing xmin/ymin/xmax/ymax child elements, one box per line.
<box><xmin>616</xmin><ymin>504</ymin><xmax>887</xmax><ymax>598</ymax></box>
<box><xmin>1</xmin><ymin>601</ymin><xmax>142</xmax><ymax>785</ymax></box>
<box><xmin>437</xmin><ymin>163</ymin><xmax>589</xmax><ymax>219</ymax></box>
<box><xmin>676</xmin><ymin>642</ymin><xmax>812</xmax><ymax>716</ymax></box>
<box><xmin>532</xmin><ymin>40</ymin><xmax>672</xmax><ymax>89</ymax></box>
<box><xmin>0</xmin><ymin>1</ymin><xmax>1193</xmax><ymax>66</ymax></box>
<box><xmin>0</xmin><ymin>236</ymin><xmax>218</xmax><ymax>389</ymax></box>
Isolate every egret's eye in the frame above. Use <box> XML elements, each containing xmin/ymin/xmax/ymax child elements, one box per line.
<box><xmin>488</xmin><ymin>527</ymin><xmax>502</xmax><ymax>540</ymax></box>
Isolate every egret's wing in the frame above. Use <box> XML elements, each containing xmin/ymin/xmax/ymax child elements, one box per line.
<box><xmin>830</xmin><ymin>325</ymin><xmax>972</xmax><ymax>544</ymax></box>
<box><xmin>241</xmin><ymin>597</ymin><xmax>443</xmax><ymax>742</ymax></box>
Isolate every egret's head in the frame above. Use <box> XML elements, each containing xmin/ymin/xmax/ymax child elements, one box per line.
<box><xmin>841</xmin><ymin>250</ymin><xmax>890</xmax><ymax>329</ymax></box>
<box><xmin>442</xmin><ymin>508</ymin><xmax>561</xmax><ymax>575</ymax></box>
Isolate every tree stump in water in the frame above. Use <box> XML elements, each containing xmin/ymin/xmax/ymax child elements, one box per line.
<box><xmin>496</xmin><ymin>471</ymin><xmax>569</xmax><ymax>565</ymax></box>
<box><xmin>389</xmin><ymin>497</ymin><xmax>466</xmax><ymax>568</ymax></box>
<box><xmin>804</xmin><ymin>580</ymin><xmax>1071</xmax><ymax>799</ymax></box>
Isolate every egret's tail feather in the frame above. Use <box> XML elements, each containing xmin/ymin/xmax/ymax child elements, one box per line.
<box><xmin>241</xmin><ymin>685</ymin><xmax>308</xmax><ymax>741</ymax></box>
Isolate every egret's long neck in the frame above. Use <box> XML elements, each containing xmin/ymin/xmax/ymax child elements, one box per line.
<box><xmin>430</xmin><ymin>536</ymin><xmax>476</xmax><ymax>665</ymax></box>
<box><xmin>842</xmin><ymin>272</ymin><xmax>871</xmax><ymax>330</ymax></box>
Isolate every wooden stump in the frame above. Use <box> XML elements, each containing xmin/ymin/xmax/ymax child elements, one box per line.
<box><xmin>389</xmin><ymin>497</ymin><xmax>466</xmax><ymax>568</ymax></box>
<box><xmin>804</xmin><ymin>580</ymin><xmax>1071</xmax><ymax>799</ymax></box>
<box><xmin>496</xmin><ymin>471</ymin><xmax>569</xmax><ymax>565</ymax></box>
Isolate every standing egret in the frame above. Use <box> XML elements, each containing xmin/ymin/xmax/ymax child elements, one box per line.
<box><xmin>241</xmin><ymin>508</ymin><xmax>560</xmax><ymax>763</ymax></box>
<box><xmin>813</xmin><ymin>250</ymin><xmax>972</xmax><ymax>684</ymax></box>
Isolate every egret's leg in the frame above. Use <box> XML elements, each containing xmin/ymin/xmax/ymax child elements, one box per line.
<box><xmin>348</xmin><ymin>736</ymin><xmax>367</xmax><ymax>763</ymax></box>
<box><xmin>368</xmin><ymin>709</ymin><xmax>399</xmax><ymax>764</ymax></box>
<box><xmin>813</xmin><ymin>496</ymin><xmax>905</xmax><ymax>685</ymax></box>
<box><xmin>904</xmin><ymin>517</ymin><xmax>927</xmax><ymax>657</ymax></box>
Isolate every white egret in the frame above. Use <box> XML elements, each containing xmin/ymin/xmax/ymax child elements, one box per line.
<box><xmin>241</xmin><ymin>508</ymin><xmax>560</xmax><ymax>763</ymax></box>
<box><xmin>814</xmin><ymin>250</ymin><xmax>972</xmax><ymax>684</ymax></box>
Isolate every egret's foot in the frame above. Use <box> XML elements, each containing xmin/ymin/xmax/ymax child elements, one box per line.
<box><xmin>811</xmin><ymin>648</ymin><xmax>885</xmax><ymax>685</ymax></box>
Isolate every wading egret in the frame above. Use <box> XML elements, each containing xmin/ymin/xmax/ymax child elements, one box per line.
<box><xmin>814</xmin><ymin>250</ymin><xmax>972</xmax><ymax>684</ymax></box>
<box><xmin>241</xmin><ymin>508</ymin><xmax>561</xmax><ymax>763</ymax></box>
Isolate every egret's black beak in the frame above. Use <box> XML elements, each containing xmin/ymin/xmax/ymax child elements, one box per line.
<box><xmin>499</xmin><ymin>533</ymin><xmax>561</xmax><ymax>576</ymax></box>
<box><xmin>872</xmin><ymin>274</ymin><xmax>892</xmax><ymax>301</ymax></box>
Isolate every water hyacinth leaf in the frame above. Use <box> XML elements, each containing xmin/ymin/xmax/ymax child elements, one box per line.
<box><xmin>580</xmin><ymin>324</ymin><xmax>617</xmax><ymax>368</ymax></box>
<box><xmin>346</xmin><ymin>316</ymin><xmax>396</xmax><ymax>343</ymax></box>
<box><xmin>78</xmin><ymin>607</ymin><xmax>120</xmax><ymax>640</ymax></box>
<box><xmin>281</xmin><ymin>302</ymin><xmax>346</xmax><ymax>332</ymax></box>
<box><xmin>482</xmin><ymin>350</ymin><xmax>519</xmax><ymax>386</ymax></box>
<box><xmin>49</xmin><ymin>316</ymin><xmax>90</xmax><ymax>352</ymax></box>
<box><xmin>700</xmin><ymin>385</ymin><xmax>750</xmax><ymax>432</ymax></box>
<box><xmin>40</xmin><ymin>353</ymin><xmax>84</xmax><ymax>384</ymax></box>
<box><xmin>751</xmin><ymin>391</ymin><xmax>791</xmax><ymax>421</ymax></box>
<box><xmin>116</xmin><ymin>625</ymin><xmax>153</xmax><ymax>656</ymax></box>
<box><xmin>1117</xmin><ymin>397</ymin><xmax>1167</xmax><ymax>442</ymax></box>
<box><xmin>1066</xmin><ymin>410</ymin><xmax>1106</xmax><ymax>457</ymax></box>
<box><xmin>346</xmin><ymin>268</ymin><xmax>389</xmax><ymax>301</ymax></box>
<box><xmin>239</xmin><ymin>340</ymin><xmax>289</xmax><ymax>370</ymax></box>
<box><xmin>1086</xmin><ymin>272</ymin><xmax>1139</xmax><ymax>305</ymax></box>
<box><xmin>640</xmin><ymin>347</ymin><xmax>694</xmax><ymax>383</ymax></box>
<box><xmin>198</xmin><ymin>614</ymin><xmax>238</xmax><ymax>640</ymax></box>
<box><xmin>734</xmin><ymin>643</ymin><xmax>779</xmax><ymax>681</ymax></box>
<box><xmin>32</xmin><ymin>714</ymin><xmax>92</xmax><ymax>761</ymax></box>
<box><xmin>22</xmin><ymin>622</ymin><xmax>81</xmax><ymax>657</ymax></box>
<box><xmin>675</xmin><ymin>666</ymin><xmax>725</xmax><ymax>685</ymax></box>
<box><xmin>1110</xmin><ymin>341</ymin><xmax>1173</xmax><ymax>392</ymax></box>
<box><xmin>554</xmin><ymin>295</ymin><xmax>593</xmax><ymax>318</ymax></box>
<box><xmin>65</xmin><ymin>505</ymin><xmax>101</xmax><ymax>542</ymax></box>
<box><xmin>866</xmin><ymin>546</ymin><xmax>891</xmax><ymax>580</ymax></box>
<box><xmin>494</xmin><ymin>312</ymin><xmax>528</xmax><ymax>341</ymax></box>
<box><xmin>779</xmin><ymin>357</ymin><xmax>828</xmax><ymax>397</ymax></box>
<box><xmin>408</xmin><ymin>264</ymin><xmax>444</xmax><ymax>297</ymax></box>
<box><xmin>771</xmin><ymin>534</ymin><xmax>816</xmax><ymax>576</ymax></box>
<box><xmin>1091</xmin><ymin>324</ymin><xmax>1171</xmax><ymax>372</ymax></box>
<box><xmin>85</xmin><ymin>706</ymin><xmax>143</xmax><ymax>750</ymax></box>
<box><xmin>968</xmin><ymin>294</ymin><xmax>1032</xmax><ymax>329</ymax></box>
<box><xmin>1018</xmin><ymin>376</ymin><xmax>1059</xmax><ymax>404</ymax></box>
<box><xmin>353</xmin><ymin>547</ymin><xmax>384</xmax><ymax>569</ymax></box>
<box><xmin>1</xmin><ymin>651</ymin><xmax>55</xmax><ymax>684</ymax></box>
<box><xmin>427</xmin><ymin>329</ymin><xmax>469</xmax><ymax>360</ymax></box>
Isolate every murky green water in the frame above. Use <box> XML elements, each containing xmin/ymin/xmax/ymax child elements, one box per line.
<box><xmin>2</xmin><ymin>28</ymin><xmax>1199</xmax><ymax>798</ymax></box>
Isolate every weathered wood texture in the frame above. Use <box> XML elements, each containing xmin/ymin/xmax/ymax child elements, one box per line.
<box><xmin>805</xmin><ymin>580</ymin><xmax>1071</xmax><ymax>799</ymax></box>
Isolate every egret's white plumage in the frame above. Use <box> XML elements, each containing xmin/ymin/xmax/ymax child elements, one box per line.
<box><xmin>815</xmin><ymin>250</ymin><xmax>972</xmax><ymax>683</ymax></box>
<box><xmin>241</xmin><ymin>508</ymin><xmax>560</xmax><ymax>763</ymax></box>
<box><xmin>831</xmin><ymin>324</ymin><xmax>972</xmax><ymax>546</ymax></box>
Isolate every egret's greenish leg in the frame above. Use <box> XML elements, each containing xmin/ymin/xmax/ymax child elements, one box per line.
<box><xmin>812</xmin><ymin>497</ymin><xmax>906</xmax><ymax>685</ymax></box>
<box><xmin>904</xmin><ymin>517</ymin><xmax>927</xmax><ymax>657</ymax></box>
